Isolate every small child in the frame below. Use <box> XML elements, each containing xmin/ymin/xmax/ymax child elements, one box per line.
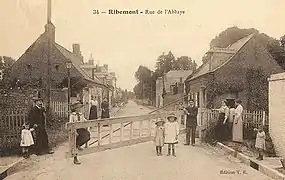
<box><xmin>154</xmin><ymin>118</ymin><xmax>165</xmax><ymax>156</ymax></box>
<box><xmin>164</xmin><ymin>113</ymin><xmax>179</xmax><ymax>157</ymax></box>
<box><xmin>20</xmin><ymin>123</ymin><xmax>34</xmax><ymax>158</ymax></box>
<box><xmin>254</xmin><ymin>125</ymin><xmax>266</xmax><ymax>160</ymax></box>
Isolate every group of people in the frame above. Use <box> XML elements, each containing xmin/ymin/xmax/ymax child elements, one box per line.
<box><xmin>216</xmin><ymin>99</ymin><xmax>266</xmax><ymax>160</ymax></box>
<box><xmin>153</xmin><ymin>99</ymin><xmax>198</xmax><ymax>157</ymax></box>
<box><xmin>216</xmin><ymin>99</ymin><xmax>243</xmax><ymax>143</ymax></box>
<box><xmin>20</xmin><ymin>97</ymin><xmax>54</xmax><ymax>158</ymax></box>
<box><xmin>20</xmin><ymin>96</ymin><xmax>110</xmax><ymax>165</ymax></box>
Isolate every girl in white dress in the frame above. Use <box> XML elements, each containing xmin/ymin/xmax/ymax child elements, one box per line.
<box><xmin>254</xmin><ymin>125</ymin><xmax>266</xmax><ymax>160</ymax></box>
<box><xmin>20</xmin><ymin>123</ymin><xmax>34</xmax><ymax>158</ymax></box>
<box><xmin>164</xmin><ymin>113</ymin><xmax>179</xmax><ymax>157</ymax></box>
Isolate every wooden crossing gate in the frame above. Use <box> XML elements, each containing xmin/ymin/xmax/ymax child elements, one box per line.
<box><xmin>65</xmin><ymin>111</ymin><xmax>184</xmax><ymax>157</ymax></box>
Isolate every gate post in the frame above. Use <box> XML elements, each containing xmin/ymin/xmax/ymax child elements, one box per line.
<box><xmin>68</xmin><ymin>126</ymin><xmax>77</xmax><ymax>157</ymax></box>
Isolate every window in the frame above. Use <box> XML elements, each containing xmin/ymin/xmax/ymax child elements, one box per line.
<box><xmin>170</xmin><ymin>85</ymin><xmax>175</xmax><ymax>94</ymax></box>
<box><xmin>55</xmin><ymin>65</ymin><xmax>60</xmax><ymax>71</ymax></box>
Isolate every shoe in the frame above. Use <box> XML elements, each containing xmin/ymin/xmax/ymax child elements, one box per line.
<box><xmin>172</xmin><ymin>149</ymin><xmax>176</xmax><ymax>157</ymax></box>
<box><xmin>73</xmin><ymin>157</ymin><xmax>81</xmax><ymax>165</ymax></box>
<box><xmin>47</xmin><ymin>151</ymin><xmax>54</xmax><ymax>154</ymax></box>
<box><xmin>167</xmin><ymin>149</ymin><xmax>171</xmax><ymax>156</ymax></box>
<box><xmin>191</xmin><ymin>144</ymin><xmax>195</xmax><ymax>146</ymax></box>
<box><xmin>184</xmin><ymin>143</ymin><xmax>190</xmax><ymax>146</ymax></box>
<box><xmin>78</xmin><ymin>147</ymin><xmax>83</xmax><ymax>151</ymax></box>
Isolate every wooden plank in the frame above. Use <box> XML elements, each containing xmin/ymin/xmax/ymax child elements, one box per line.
<box><xmin>139</xmin><ymin>120</ymin><xmax>143</xmax><ymax>138</ymax></box>
<box><xmin>66</xmin><ymin>112</ymin><xmax>175</xmax><ymax>130</ymax></box>
<box><xmin>75</xmin><ymin>137</ymin><xmax>153</xmax><ymax>157</ymax></box>
<box><xmin>98</xmin><ymin>124</ymin><xmax>101</xmax><ymax>146</ymax></box>
<box><xmin>68</xmin><ymin>126</ymin><xmax>76</xmax><ymax>157</ymax></box>
<box><xmin>148</xmin><ymin>119</ymin><xmax>151</xmax><ymax>137</ymax></box>
<box><xmin>130</xmin><ymin>121</ymin><xmax>133</xmax><ymax>140</ymax></box>
<box><xmin>120</xmin><ymin>122</ymin><xmax>123</xmax><ymax>141</ymax></box>
<box><xmin>109</xmin><ymin>123</ymin><xmax>113</xmax><ymax>144</ymax></box>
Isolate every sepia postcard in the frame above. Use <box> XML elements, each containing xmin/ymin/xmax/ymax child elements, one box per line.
<box><xmin>1</xmin><ymin>0</ymin><xmax>285</xmax><ymax>180</ymax></box>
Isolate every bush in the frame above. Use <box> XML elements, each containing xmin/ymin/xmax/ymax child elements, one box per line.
<box><xmin>203</xmin><ymin>120</ymin><xmax>218</xmax><ymax>144</ymax></box>
<box><xmin>46</xmin><ymin>117</ymin><xmax>69</xmax><ymax>148</ymax></box>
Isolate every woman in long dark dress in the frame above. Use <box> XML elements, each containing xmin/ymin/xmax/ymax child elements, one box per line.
<box><xmin>69</xmin><ymin>101</ymin><xmax>91</xmax><ymax>165</ymax></box>
<box><xmin>101</xmin><ymin>97</ymin><xmax>110</xmax><ymax>119</ymax></box>
<box><xmin>216</xmin><ymin>100</ymin><xmax>230</xmax><ymax>142</ymax></box>
<box><xmin>89</xmin><ymin>96</ymin><xmax>98</xmax><ymax>120</ymax></box>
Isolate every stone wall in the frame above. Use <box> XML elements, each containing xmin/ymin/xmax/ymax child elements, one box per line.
<box><xmin>268</xmin><ymin>72</ymin><xmax>285</xmax><ymax>157</ymax></box>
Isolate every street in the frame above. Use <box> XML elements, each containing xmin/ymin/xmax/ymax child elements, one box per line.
<box><xmin>5</xmin><ymin>101</ymin><xmax>273</xmax><ymax>180</ymax></box>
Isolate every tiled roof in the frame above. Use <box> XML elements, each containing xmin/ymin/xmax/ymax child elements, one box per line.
<box><xmin>166</xmin><ymin>70</ymin><xmax>193</xmax><ymax>79</ymax></box>
<box><xmin>186</xmin><ymin>33</ymin><xmax>255</xmax><ymax>81</ymax></box>
<box><xmin>54</xmin><ymin>43</ymin><xmax>105</xmax><ymax>86</ymax></box>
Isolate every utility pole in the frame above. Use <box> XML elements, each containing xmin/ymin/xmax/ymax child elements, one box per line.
<box><xmin>46</xmin><ymin>0</ymin><xmax>52</xmax><ymax>121</ymax></box>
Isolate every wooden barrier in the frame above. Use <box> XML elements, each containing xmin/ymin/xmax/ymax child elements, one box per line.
<box><xmin>65</xmin><ymin>108</ymin><xmax>268</xmax><ymax>158</ymax></box>
<box><xmin>65</xmin><ymin>111</ymin><xmax>183</xmax><ymax>157</ymax></box>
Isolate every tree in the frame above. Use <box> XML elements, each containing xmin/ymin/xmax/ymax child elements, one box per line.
<box><xmin>174</xmin><ymin>56</ymin><xmax>197</xmax><ymax>70</ymax></box>
<box><xmin>135</xmin><ymin>65</ymin><xmax>152</xmax><ymax>82</ymax></box>
<box><xmin>210</xmin><ymin>26</ymin><xmax>258</xmax><ymax>48</ymax></box>
<box><xmin>280</xmin><ymin>35</ymin><xmax>285</xmax><ymax>48</ymax></box>
<box><xmin>209</xmin><ymin>26</ymin><xmax>285</xmax><ymax>69</ymax></box>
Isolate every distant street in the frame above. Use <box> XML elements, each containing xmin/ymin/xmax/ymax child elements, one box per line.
<box><xmin>6</xmin><ymin>101</ymin><xmax>273</xmax><ymax>180</ymax></box>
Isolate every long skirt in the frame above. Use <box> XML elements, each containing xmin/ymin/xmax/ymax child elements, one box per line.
<box><xmin>232</xmin><ymin>117</ymin><xmax>243</xmax><ymax>143</ymax></box>
<box><xmin>101</xmin><ymin>109</ymin><xmax>110</xmax><ymax>119</ymax></box>
<box><xmin>76</xmin><ymin>128</ymin><xmax>91</xmax><ymax>147</ymax></box>
<box><xmin>216</xmin><ymin>113</ymin><xmax>228</xmax><ymax>142</ymax></box>
<box><xmin>89</xmin><ymin>105</ymin><xmax>98</xmax><ymax>120</ymax></box>
<box><xmin>33</xmin><ymin>127</ymin><xmax>49</xmax><ymax>154</ymax></box>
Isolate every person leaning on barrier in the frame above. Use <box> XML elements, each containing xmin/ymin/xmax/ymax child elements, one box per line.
<box><xmin>69</xmin><ymin>101</ymin><xmax>91</xmax><ymax>165</ymax></box>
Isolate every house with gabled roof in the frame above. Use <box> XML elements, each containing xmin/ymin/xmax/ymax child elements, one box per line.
<box><xmin>3</xmin><ymin>2</ymin><xmax>109</xmax><ymax>116</ymax></box>
<box><xmin>185</xmin><ymin>33</ymin><xmax>284</xmax><ymax>110</ymax></box>
<box><xmin>156</xmin><ymin>70</ymin><xmax>192</xmax><ymax>108</ymax></box>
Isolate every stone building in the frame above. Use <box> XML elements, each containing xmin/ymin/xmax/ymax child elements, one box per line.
<box><xmin>155</xmin><ymin>70</ymin><xmax>192</xmax><ymax>108</ymax></box>
<box><xmin>81</xmin><ymin>57</ymin><xmax>117</xmax><ymax>107</ymax></box>
<box><xmin>185</xmin><ymin>33</ymin><xmax>284</xmax><ymax>110</ymax></box>
<box><xmin>268</xmin><ymin>72</ymin><xmax>285</xmax><ymax>157</ymax></box>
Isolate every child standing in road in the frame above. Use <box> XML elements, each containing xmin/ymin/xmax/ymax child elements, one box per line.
<box><xmin>164</xmin><ymin>113</ymin><xmax>179</xmax><ymax>157</ymax></box>
<box><xmin>154</xmin><ymin>118</ymin><xmax>165</xmax><ymax>156</ymax></box>
<box><xmin>20</xmin><ymin>123</ymin><xmax>34</xmax><ymax>158</ymax></box>
<box><xmin>254</xmin><ymin>125</ymin><xmax>266</xmax><ymax>160</ymax></box>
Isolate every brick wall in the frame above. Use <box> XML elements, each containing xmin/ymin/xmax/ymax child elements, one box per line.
<box><xmin>268</xmin><ymin>72</ymin><xmax>285</xmax><ymax>157</ymax></box>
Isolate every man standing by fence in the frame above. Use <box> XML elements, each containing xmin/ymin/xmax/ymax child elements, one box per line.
<box><xmin>184</xmin><ymin>99</ymin><xmax>198</xmax><ymax>146</ymax></box>
<box><xmin>28</xmin><ymin>97</ymin><xmax>54</xmax><ymax>155</ymax></box>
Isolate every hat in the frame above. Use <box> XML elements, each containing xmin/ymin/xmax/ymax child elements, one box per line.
<box><xmin>22</xmin><ymin>123</ymin><xmax>29</xmax><ymax>128</ymax></box>
<box><xmin>70</xmin><ymin>101</ymin><xmax>84</xmax><ymax>110</ymax></box>
<box><xmin>155</xmin><ymin>119</ymin><xmax>165</xmax><ymax>125</ymax></box>
<box><xmin>167</xmin><ymin>113</ymin><xmax>178</xmax><ymax>121</ymax></box>
<box><xmin>32</xmin><ymin>97</ymin><xmax>43</xmax><ymax>102</ymax></box>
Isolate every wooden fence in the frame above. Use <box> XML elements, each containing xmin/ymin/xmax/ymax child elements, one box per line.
<box><xmin>0</xmin><ymin>101</ymin><xmax>68</xmax><ymax>150</ymax></box>
<box><xmin>51</xmin><ymin>101</ymin><xmax>68</xmax><ymax>118</ymax></box>
<box><xmin>199</xmin><ymin>109</ymin><xmax>268</xmax><ymax>131</ymax></box>
<box><xmin>0</xmin><ymin>107</ymin><xmax>28</xmax><ymax>149</ymax></box>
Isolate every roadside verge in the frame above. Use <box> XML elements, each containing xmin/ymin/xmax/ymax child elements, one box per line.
<box><xmin>216</xmin><ymin>142</ymin><xmax>285</xmax><ymax>180</ymax></box>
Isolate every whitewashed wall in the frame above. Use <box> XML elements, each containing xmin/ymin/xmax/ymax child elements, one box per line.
<box><xmin>268</xmin><ymin>72</ymin><xmax>285</xmax><ymax>157</ymax></box>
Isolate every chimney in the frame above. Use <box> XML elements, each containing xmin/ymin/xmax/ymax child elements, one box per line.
<box><xmin>44</xmin><ymin>0</ymin><xmax>55</xmax><ymax>42</ymax></box>
<box><xmin>103</xmin><ymin>64</ymin><xmax>108</xmax><ymax>72</ymax></box>
<box><xmin>91</xmin><ymin>68</ymin><xmax>95</xmax><ymax>80</ymax></box>
<box><xmin>178</xmin><ymin>82</ymin><xmax>184</xmax><ymax>94</ymax></box>
<box><xmin>72</xmin><ymin>44</ymin><xmax>83</xmax><ymax>62</ymax></box>
<box><xmin>88</xmin><ymin>54</ymin><xmax>94</xmax><ymax>65</ymax></box>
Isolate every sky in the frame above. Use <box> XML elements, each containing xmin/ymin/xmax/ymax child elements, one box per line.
<box><xmin>1</xmin><ymin>0</ymin><xmax>285</xmax><ymax>91</ymax></box>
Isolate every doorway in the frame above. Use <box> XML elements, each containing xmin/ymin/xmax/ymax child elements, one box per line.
<box><xmin>226</xmin><ymin>99</ymin><xmax>235</xmax><ymax>108</ymax></box>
